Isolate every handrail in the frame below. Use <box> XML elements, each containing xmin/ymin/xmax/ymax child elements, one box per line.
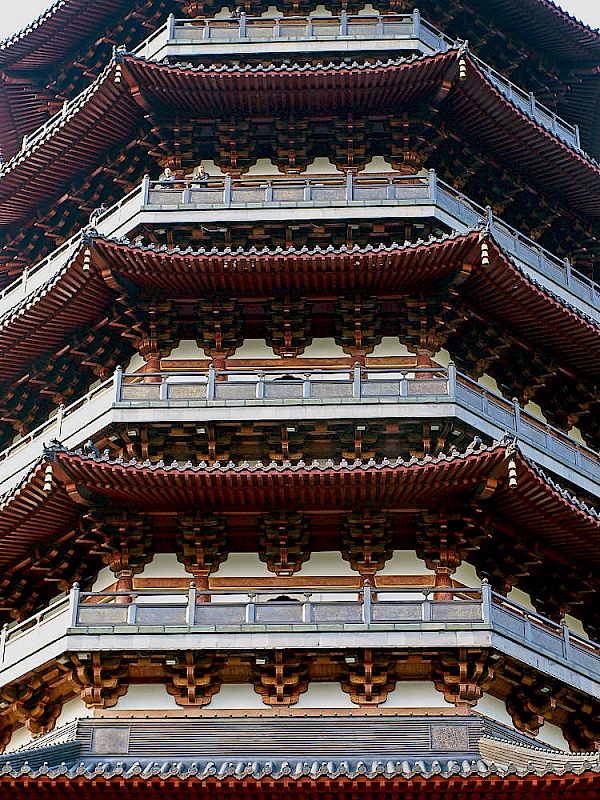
<box><xmin>1</xmin><ymin>582</ymin><xmax>597</xmax><ymax>689</ymax></box>
<box><xmin>2</xmin><ymin>170</ymin><xmax>596</xmax><ymax>324</ymax></box>
<box><xmin>1</xmin><ymin>364</ymin><xmax>600</xmax><ymax>498</ymax></box>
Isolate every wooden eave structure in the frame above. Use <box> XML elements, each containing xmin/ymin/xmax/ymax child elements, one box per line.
<box><xmin>1</xmin><ymin>231</ymin><xmax>598</xmax><ymax>386</ymax></box>
<box><xmin>0</xmin><ymin>442</ymin><xmax>596</xmax><ymax>570</ymax></box>
<box><xmin>0</xmin><ymin>760</ymin><xmax>598</xmax><ymax>799</ymax></box>
<box><xmin>1</xmin><ymin>50</ymin><xmax>600</xmax><ymax>229</ymax></box>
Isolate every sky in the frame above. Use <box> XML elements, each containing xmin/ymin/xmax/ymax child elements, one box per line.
<box><xmin>0</xmin><ymin>0</ymin><xmax>599</xmax><ymax>40</ymax></box>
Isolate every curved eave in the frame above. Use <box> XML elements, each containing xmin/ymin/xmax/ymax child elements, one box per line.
<box><xmin>3</xmin><ymin>50</ymin><xmax>599</xmax><ymax>227</ymax></box>
<box><xmin>0</xmin><ymin>0</ymin><xmax>128</xmax><ymax>71</ymax></box>
<box><xmin>481</xmin><ymin>0</ymin><xmax>600</xmax><ymax>66</ymax></box>
<box><xmin>0</xmin><ymin>765</ymin><xmax>598</xmax><ymax>798</ymax></box>
<box><xmin>14</xmin><ymin>444</ymin><xmax>596</xmax><ymax>564</ymax></box>
<box><xmin>0</xmin><ymin>62</ymin><xmax>138</xmax><ymax>226</ymax></box>
<box><xmin>0</xmin><ymin>231</ymin><xmax>598</xmax><ymax>386</ymax></box>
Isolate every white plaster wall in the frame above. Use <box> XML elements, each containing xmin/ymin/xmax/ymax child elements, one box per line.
<box><xmin>523</xmin><ymin>400</ymin><xmax>547</xmax><ymax>423</ymax></box>
<box><xmin>198</xmin><ymin>160</ymin><xmax>225</xmax><ymax>177</ymax></box>
<box><xmin>537</xmin><ymin>721</ymin><xmax>570</xmax><ymax>751</ymax></box>
<box><xmin>228</xmin><ymin>339</ymin><xmax>279</xmax><ymax>359</ymax></box>
<box><xmin>54</xmin><ymin>697</ymin><xmax>93</xmax><ymax>728</ymax></box>
<box><xmin>294</xmin><ymin>682</ymin><xmax>355</xmax><ymax>709</ymax></box>
<box><xmin>433</xmin><ymin>348</ymin><xmax>452</xmax><ymax>367</ymax></box>
<box><xmin>452</xmin><ymin>561</ymin><xmax>481</xmax><ymax>588</ymax></box>
<box><xmin>140</xmin><ymin>553</ymin><xmax>189</xmax><ymax>579</ymax></box>
<box><xmin>214</xmin><ymin>552</ymin><xmax>271</xmax><ymax>578</ymax></box>
<box><xmin>567</xmin><ymin>425</ymin><xmax>585</xmax><ymax>444</ymax></box>
<box><xmin>207</xmin><ymin>683</ymin><xmax>264</xmax><ymax>709</ymax></box>
<box><xmin>167</xmin><ymin>340</ymin><xmax>207</xmax><ymax>359</ymax></box>
<box><xmin>361</xmin><ymin>156</ymin><xmax>395</xmax><ymax>173</ymax></box>
<box><xmin>301</xmin><ymin>337</ymin><xmax>346</xmax><ymax>357</ymax></box>
<box><xmin>91</xmin><ymin>565</ymin><xmax>115</xmax><ymax>592</ymax></box>
<box><xmin>380</xmin><ymin>681</ymin><xmax>453</xmax><ymax>709</ymax></box>
<box><xmin>311</xmin><ymin>5</ymin><xmax>334</xmax><ymax>16</ymax></box>
<box><xmin>478</xmin><ymin>374</ymin><xmax>502</xmax><ymax>394</ymax></box>
<box><xmin>300</xmin><ymin>551</ymin><xmax>355</xmax><ymax>576</ymax></box>
<box><xmin>476</xmin><ymin>694</ymin><xmax>515</xmax><ymax>729</ymax></box>
<box><xmin>5</xmin><ymin>726</ymin><xmax>32</xmax><ymax>753</ymax></box>
<box><xmin>112</xmin><ymin>684</ymin><xmax>180</xmax><ymax>711</ymax></box>
<box><xmin>564</xmin><ymin>613</ymin><xmax>588</xmax><ymax>639</ymax></box>
<box><xmin>507</xmin><ymin>587</ymin><xmax>537</xmax><ymax>613</ymax></box>
<box><xmin>246</xmin><ymin>159</ymin><xmax>281</xmax><ymax>175</ymax></box>
<box><xmin>378</xmin><ymin>550</ymin><xmax>434</xmax><ymax>576</ymax></box>
<box><xmin>304</xmin><ymin>158</ymin><xmax>340</xmax><ymax>175</ymax></box>
<box><xmin>260</xmin><ymin>6</ymin><xmax>283</xmax><ymax>17</ymax></box>
<box><xmin>369</xmin><ymin>337</ymin><xmax>413</xmax><ymax>357</ymax></box>
<box><xmin>357</xmin><ymin>4</ymin><xmax>379</xmax><ymax>14</ymax></box>
<box><xmin>124</xmin><ymin>352</ymin><xmax>146</xmax><ymax>373</ymax></box>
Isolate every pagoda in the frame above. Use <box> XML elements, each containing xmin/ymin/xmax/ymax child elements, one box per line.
<box><xmin>0</xmin><ymin>0</ymin><xmax>598</xmax><ymax>796</ymax></box>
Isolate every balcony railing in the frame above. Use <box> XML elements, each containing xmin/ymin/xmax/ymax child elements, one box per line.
<box><xmin>0</xmin><ymin>365</ymin><xmax>599</xmax><ymax>499</ymax></box>
<box><xmin>1</xmin><ymin>171</ymin><xmax>596</xmax><ymax>323</ymax></box>
<box><xmin>0</xmin><ymin>582</ymin><xmax>598</xmax><ymax>697</ymax></box>
<box><xmin>133</xmin><ymin>10</ymin><xmax>453</xmax><ymax>60</ymax></box>
<box><xmin>129</xmin><ymin>11</ymin><xmax>580</xmax><ymax>153</ymax></box>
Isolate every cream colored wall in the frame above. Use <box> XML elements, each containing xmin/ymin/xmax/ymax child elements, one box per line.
<box><xmin>478</xmin><ymin>374</ymin><xmax>502</xmax><ymax>394</ymax></box>
<box><xmin>523</xmin><ymin>400</ymin><xmax>547</xmax><ymax>423</ymax></box>
<box><xmin>54</xmin><ymin>697</ymin><xmax>93</xmax><ymax>728</ymax></box>
<box><xmin>476</xmin><ymin>694</ymin><xmax>515</xmax><ymax>729</ymax></box>
<box><xmin>304</xmin><ymin>158</ymin><xmax>341</xmax><ymax>175</ymax></box>
<box><xmin>381</xmin><ymin>681</ymin><xmax>453</xmax><ymax>709</ymax></box>
<box><xmin>301</xmin><ymin>338</ymin><xmax>346</xmax><ymax>357</ymax></box>
<box><xmin>299</xmin><ymin>551</ymin><xmax>356</xmax><ymax>576</ymax></box>
<box><xmin>361</xmin><ymin>156</ymin><xmax>395</xmax><ymax>173</ymax></box>
<box><xmin>452</xmin><ymin>561</ymin><xmax>481</xmax><ymax>588</ymax></box>
<box><xmin>378</xmin><ymin>550</ymin><xmax>434</xmax><ymax>576</ymax></box>
<box><xmin>91</xmin><ymin>565</ymin><xmax>115</xmax><ymax>592</ymax></box>
<box><xmin>168</xmin><ymin>340</ymin><xmax>207</xmax><ymax>359</ymax></box>
<box><xmin>207</xmin><ymin>683</ymin><xmax>265</xmax><ymax>709</ymax></box>
<box><xmin>507</xmin><ymin>587</ymin><xmax>537</xmax><ymax>613</ymax></box>
<box><xmin>369</xmin><ymin>337</ymin><xmax>413</xmax><ymax>357</ymax></box>
<box><xmin>294</xmin><ymin>683</ymin><xmax>355</xmax><ymax>709</ymax></box>
<box><xmin>4</xmin><ymin>726</ymin><xmax>32</xmax><ymax>753</ymax></box>
<box><xmin>112</xmin><ymin>684</ymin><xmax>180</xmax><ymax>711</ymax></box>
<box><xmin>140</xmin><ymin>553</ymin><xmax>189</xmax><ymax>579</ymax></box>
<box><xmin>246</xmin><ymin>159</ymin><xmax>281</xmax><ymax>175</ymax></box>
<box><xmin>124</xmin><ymin>352</ymin><xmax>146</xmax><ymax>373</ymax></box>
<box><xmin>537</xmin><ymin>721</ymin><xmax>570</xmax><ymax>750</ymax></box>
<box><xmin>228</xmin><ymin>339</ymin><xmax>279</xmax><ymax>359</ymax></box>
<box><xmin>567</xmin><ymin>425</ymin><xmax>585</xmax><ymax>444</ymax></box>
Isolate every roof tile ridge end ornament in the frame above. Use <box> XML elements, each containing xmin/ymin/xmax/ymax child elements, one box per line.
<box><xmin>479</xmin><ymin>232</ymin><xmax>600</xmax><ymax>331</ymax></box>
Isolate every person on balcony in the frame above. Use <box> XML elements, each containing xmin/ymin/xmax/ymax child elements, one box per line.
<box><xmin>187</xmin><ymin>164</ymin><xmax>210</xmax><ymax>184</ymax></box>
<box><xmin>229</xmin><ymin>6</ymin><xmax>243</xmax><ymax>19</ymax></box>
<box><xmin>88</xmin><ymin>203</ymin><xmax>107</xmax><ymax>227</ymax></box>
<box><xmin>159</xmin><ymin>166</ymin><xmax>177</xmax><ymax>182</ymax></box>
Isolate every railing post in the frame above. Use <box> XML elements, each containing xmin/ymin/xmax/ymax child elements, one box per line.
<box><xmin>207</xmin><ymin>363</ymin><xmax>216</xmax><ymax>400</ymax></box>
<box><xmin>422</xmin><ymin>590</ymin><xmax>432</xmax><ymax>622</ymax></box>
<box><xmin>56</xmin><ymin>403</ymin><xmax>65</xmax><ymax>439</ymax></box>
<box><xmin>0</xmin><ymin>624</ymin><xmax>8</xmax><ymax>666</ymax></box>
<box><xmin>346</xmin><ymin>171</ymin><xmax>353</xmax><ymax>201</ymax></box>
<box><xmin>428</xmin><ymin>168</ymin><xmax>437</xmax><ymax>202</ymax></box>
<box><xmin>239</xmin><ymin>12</ymin><xmax>247</xmax><ymax>37</ymax></box>
<box><xmin>529</xmin><ymin>91</ymin><xmax>536</xmax><ymax>117</ymax></box>
<box><xmin>412</xmin><ymin>7</ymin><xmax>421</xmax><ymax>38</ymax></box>
<box><xmin>302</xmin><ymin>593</ymin><xmax>313</xmax><ymax>622</ymax></box>
<box><xmin>69</xmin><ymin>582</ymin><xmax>81</xmax><ymax>628</ymax></box>
<box><xmin>575</xmin><ymin>124</ymin><xmax>581</xmax><ymax>150</ymax></box>
<box><xmin>524</xmin><ymin>613</ymin><xmax>532</xmax><ymax>642</ymax></box>
<box><xmin>353</xmin><ymin>361</ymin><xmax>361</xmax><ymax>398</ymax></box>
<box><xmin>447</xmin><ymin>361</ymin><xmax>456</xmax><ymax>397</ymax></box>
<box><xmin>340</xmin><ymin>10</ymin><xmax>348</xmax><ymax>35</ymax></box>
<box><xmin>187</xmin><ymin>581</ymin><xmax>197</xmax><ymax>625</ymax></box>
<box><xmin>564</xmin><ymin>257</ymin><xmax>572</xmax><ymax>287</ymax></box>
<box><xmin>167</xmin><ymin>12</ymin><xmax>175</xmax><ymax>39</ymax></box>
<box><xmin>159</xmin><ymin>374</ymin><xmax>168</xmax><ymax>400</ymax></box>
<box><xmin>256</xmin><ymin>371</ymin><xmax>265</xmax><ymax>399</ymax></box>
<box><xmin>512</xmin><ymin>397</ymin><xmax>521</xmax><ymax>435</ymax></box>
<box><xmin>114</xmin><ymin>365</ymin><xmax>123</xmax><ymax>401</ymax></box>
<box><xmin>224</xmin><ymin>173</ymin><xmax>232</xmax><ymax>206</ymax></box>
<box><xmin>481</xmin><ymin>579</ymin><xmax>492</xmax><ymax>624</ymax></box>
<box><xmin>561</xmin><ymin>618</ymin><xmax>572</xmax><ymax>661</ymax></box>
<box><xmin>127</xmin><ymin>595</ymin><xmax>138</xmax><ymax>625</ymax></box>
<box><xmin>142</xmin><ymin>173</ymin><xmax>150</xmax><ymax>206</ymax></box>
<box><xmin>362</xmin><ymin>579</ymin><xmax>372</xmax><ymax>626</ymax></box>
<box><xmin>246</xmin><ymin>593</ymin><xmax>256</xmax><ymax>624</ymax></box>
<box><xmin>302</xmin><ymin>373</ymin><xmax>311</xmax><ymax>399</ymax></box>
<box><xmin>485</xmin><ymin>204</ymin><xmax>494</xmax><ymax>231</ymax></box>
<box><xmin>399</xmin><ymin>372</ymin><xmax>408</xmax><ymax>397</ymax></box>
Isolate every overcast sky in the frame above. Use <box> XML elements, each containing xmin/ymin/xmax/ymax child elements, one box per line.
<box><xmin>0</xmin><ymin>0</ymin><xmax>599</xmax><ymax>40</ymax></box>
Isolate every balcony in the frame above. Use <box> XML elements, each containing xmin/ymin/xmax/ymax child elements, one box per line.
<box><xmin>2</xmin><ymin>171</ymin><xmax>596</xmax><ymax>323</ymax></box>
<box><xmin>0</xmin><ymin>581</ymin><xmax>597</xmax><ymax>699</ymax></box>
<box><xmin>129</xmin><ymin>11</ymin><xmax>580</xmax><ymax>154</ymax></box>
<box><xmin>1</xmin><ymin>365</ymin><xmax>599</xmax><ymax>498</ymax></box>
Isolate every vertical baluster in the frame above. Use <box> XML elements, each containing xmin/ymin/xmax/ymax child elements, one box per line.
<box><xmin>353</xmin><ymin>362</ymin><xmax>361</xmax><ymax>398</ymax></box>
<box><xmin>422</xmin><ymin>590</ymin><xmax>432</xmax><ymax>622</ymax></box>
<box><xmin>114</xmin><ymin>365</ymin><xmax>123</xmax><ymax>402</ymax></box>
<box><xmin>187</xmin><ymin>581</ymin><xmax>197</xmax><ymax>625</ymax></box>
<box><xmin>224</xmin><ymin>174</ymin><xmax>232</xmax><ymax>206</ymax></box>
<box><xmin>239</xmin><ymin>12</ymin><xmax>247</xmax><ymax>37</ymax></box>
<box><xmin>561</xmin><ymin>618</ymin><xmax>572</xmax><ymax>661</ymax></box>
<box><xmin>246</xmin><ymin>593</ymin><xmax>256</xmax><ymax>624</ymax></box>
<box><xmin>56</xmin><ymin>403</ymin><xmax>65</xmax><ymax>439</ymax></box>
<box><xmin>447</xmin><ymin>361</ymin><xmax>456</xmax><ymax>397</ymax></box>
<box><xmin>0</xmin><ymin>624</ymin><xmax>7</xmax><ymax>666</ymax></box>
<box><xmin>207</xmin><ymin>363</ymin><xmax>216</xmax><ymax>400</ymax></box>
<box><xmin>303</xmin><ymin>373</ymin><xmax>311</xmax><ymax>399</ymax></box>
<box><xmin>256</xmin><ymin>371</ymin><xmax>265</xmax><ymax>400</ymax></box>
<box><xmin>127</xmin><ymin>595</ymin><xmax>138</xmax><ymax>625</ymax></box>
<box><xmin>362</xmin><ymin>580</ymin><xmax>372</xmax><ymax>626</ymax></box>
<box><xmin>142</xmin><ymin>173</ymin><xmax>150</xmax><ymax>206</ymax></box>
<box><xmin>346</xmin><ymin>171</ymin><xmax>353</xmax><ymax>201</ymax></box>
<box><xmin>159</xmin><ymin>374</ymin><xmax>168</xmax><ymax>400</ymax></box>
<box><xmin>69</xmin><ymin>582</ymin><xmax>81</xmax><ymax>628</ymax></box>
<box><xmin>428</xmin><ymin>169</ymin><xmax>437</xmax><ymax>202</ymax></box>
<box><xmin>481</xmin><ymin>579</ymin><xmax>492</xmax><ymax>624</ymax></box>
<box><xmin>513</xmin><ymin>397</ymin><xmax>521</xmax><ymax>435</ymax></box>
<box><xmin>340</xmin><ymin>10</ymin><xmax>348</xmax><ymax>35</ymax></box>
<box><xmin>167</xmin><ymin>13</ymin><xmax>175</xmax><ymax>39</ymax></box>
<box><xmin>302</xmin><ymin>592</ymin><xmax>313</xmax><ymax>622</ymax></box>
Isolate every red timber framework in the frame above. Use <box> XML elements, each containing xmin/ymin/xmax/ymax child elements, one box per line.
<box><xmin>0</xmin><ymin>0</ymin><xmax>598</xmax><ymax>797</ymax></box>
